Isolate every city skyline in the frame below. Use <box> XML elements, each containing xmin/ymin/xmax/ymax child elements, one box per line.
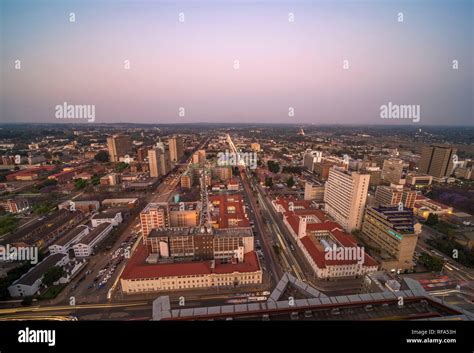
<box><xmin>1</xmin><ymin>0</ymin><xmax>472</xmax><ymax>125</ymax></box>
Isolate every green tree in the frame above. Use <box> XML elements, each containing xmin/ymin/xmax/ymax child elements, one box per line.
<box><xmin>419</xmin><ymin>253</ymin><xmax>444</xmax><ymax>272</ymax></box>
<box><xmin>91</xmin><ymin>174</ymin><xmax>101</xmax><ymax>186</ymax></box>
<box><xmin>94</xmin><ymin>150</ymin><xmax>109</xmax><ymax>163</ymax></box>
<box><xmin>267</xmin><ymin>160</ymin><xmax>280</xmax><ymax>173</ymax></box>
<box><xmin>425</xmin><ymin>213</ymin><xmax>439</xmax><ymax>226</ymax></box>
<box><xmin>286</xmin><ymin>176</ymin><xmax>295</xmax><ymax>188</ymax></box>
<box><xmin>43</xmin><ymin>266</ymin><xmax>65</xmax><ymax>287</ymax></box>
<box><xmin>265</xmin><ymin>176</ymin><xmax>273</xmax><ymax>188</ymax></box>
<box><xmin>74</xmin><ymin>178</ymin><xmax>87</xmax><ymax>190</ymax></box>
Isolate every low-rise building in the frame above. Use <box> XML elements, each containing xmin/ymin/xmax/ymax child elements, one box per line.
<box><xmin>8</xmin><ymin>254</ymin><xmax>69</xmax><ymax>297</ymax></box>
<box><xmin>91</xmin><ymin>210</ymin><xmax>123</xmax><ymax>228</ymax></box>
<box><xmin>73</xmin><ymin>223</ymin><xmax>113</xmax><ymax>257</ymax></box>
<box><xmin>48</xmin><ymin>225</ymin><xmax>89</xmax><ymax>255</ymax></box>
<box><xmin>120</xmin><ymin>245</ymin><xmax>261</xmax><ymax>294</ymax></box>
<box><xmin>413</xmin><ymin>195</ymin><xmax>453</xmax><ymax>219</ymax></box>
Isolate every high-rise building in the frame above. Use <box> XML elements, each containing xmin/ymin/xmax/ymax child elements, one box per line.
<box><xmin>107</xmin><ymin>135</ymin><xmax>132</xmax><ymax>162</ymax></box>
<box><xmin>418</xmin><ymin>146</ymin><xmax>457</xmax><ymax>179</ymax></box>
<box><xmin>136</xmin><ymin>147</ymin><xmax>148</xmax><ymax>162</ymax></box>
<box><xmin>375</xmin><ymin>185</ymin><xmax>403</xmax><ymax>206</ymax></box>
<box><xmin>169</xmin><ymin>136</ymin><xmax>184</xmax><ymax>163</ymax></box>
<box><xmin>303</xmin><ymin>150</ymin><xmax>323</xmax><ymax>172</ymax></box>
<box><xmin>361</xmin><ymin>206</ymin><xmax>420</xmax><ymax>271</ymax></box>
<box><xmin>192</xmin><ymin>150</ymin><xmax>206</xmax><ymax>164</ymax></box>
<box><xmin>148</xmin><ymin>147</ymin><xmax>171</xmax><ymax>178</ymax></box>
<box><xmin>140</xmin><ymin>202</ymin><xmax>201</xmax><ymax>238</ymax></box>
<box><xmin>324</xmin><ymin>168</ymin><xmax>370</xmax><ymax>232</ymax></box>
<box><xmin>374</xmin><ymin>185</ymin><xmax>417</xmax><ymax>208</ymax></box>
<box><xmin>382</xmin><ymin>158</ymin><xmax>406</xmax><ymax>185</ymax></box>
<box><xmin>148</xmin><ymin>148</ymin><xmax>161</xmax><ymax>178</ymax></box>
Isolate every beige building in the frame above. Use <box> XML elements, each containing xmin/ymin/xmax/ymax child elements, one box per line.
<box><xmin>382</xmin><ymin>158</ymin><xmax>406</xmax><ymax>185</ymax></box>
<box><xmin>406</xmin><ymin>173</ymin><xmax>433</xmax><ymax>187</ymax></box>
<box><xmin>120</xmin><ymin>247</ymin><xmax>262</xmax><ymax>294</ymax></box>
<box><xmin>107</xmin><ymin>135</ymin><xmax>132</xmax><ymax>162</ymax></box>
<box><xmin>303</xmin><ymin>182</ymin><xmax>325</xmax><ymax>202</ymax></box>
<box><xmin>192</xmin><ymin>150</ymin><xmax>206</xmax><ymax>164</ymax></box>
<box><xmin>140</xmin><ymin>202</ymin><xmax>201</xmax><ymax>237</ymax></box>
<box><xmin>361</xmin><ymin>206</ymin><xmax>420</xmax><ymax>271</ymax></box>
<box><xmin>211</xmin><ymin>166</ymin><xmax>232</xmax><ymax>181</ymax></box>
<box><xmin>324</xmin><ymin>168</ymin><xmax>369</xmax><ymax>232</ymax></box>
<box><xmin>250</xmin><ymin>143</ymin><xmax>261</xmax><ymax>152</ymax></box>
<box><xmin>374</xmin><ymin>185</ymin><xmax>417</xmax><ymax>208</ymax></box>
<box><xmin>180</xmin><ymin>173</ymin><xmax>192</xmax><ymax>189</ymax></box>
<box><xmin>169</xmin><ymin>136</ymin><xmax>184</xmax><ymax>163</ymax></box>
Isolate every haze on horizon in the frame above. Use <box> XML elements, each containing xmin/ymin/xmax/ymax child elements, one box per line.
<box><xmin>0</xmin><ymin>0</ymin><xmax>472</xmax><ymax>126</ymax></box>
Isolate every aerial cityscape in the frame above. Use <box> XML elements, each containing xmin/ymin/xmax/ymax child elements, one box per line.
<box><xmin>0</xmin><ymin>124</ymin><xmax>472</xmax><ymax>323</ymax></box>
<box><xmin>0</xmin><ymin>0</ymin><xmax>472</xmax><ymax>352</ymax></box>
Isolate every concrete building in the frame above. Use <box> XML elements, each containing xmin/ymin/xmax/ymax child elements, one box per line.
<box><xmin>303</xmin><ymin>150</ymin><xmax>323</xmax><ymax>172</ymax></box>
<box><xmin>148</xmin><ymin>148</ymin><xmax>162</xmax><ymax>178</ymax></box>
<box><xmin>361</xmin><ymin>206</ymin><xmax>420</xmax><ymax>271</ymax></box>
<box><xmin>91</xmin><ymin>210</ymin><xmax>123</xmax><ymax>228</ymax></box>
<box><xmin>250</xmin><ymin>143</ymin><xmax>261</xmax><ymax>152</ymax></box>
<box><xmin>107</xmin><ymin>135</ymin><xmax>132</xmax><ymax>162</ymax></box>
<box><xmin>58</xmin><ymin>200</ymin><xmax>100</xmax><ymax>214</ymax></box>
<box><xmin>382</xmin><ymin>158</ymin><xmax>407</xmax><ymax>185</ymax></box>
<box><xmin>374</xmin><ymin>185</ymin><xmax>417</xmax><ymax>208</ymax></box>
<box><xmin>180</xmin><ymin>172</ymin><xmax>192</xmax><ymax>189</ymax></box>
<box><xmin>0</xmin><ymin>198</ymin><xmax>29</xmax><ymax>214</ymax></box>
<box><xmin>140</xmin><ymin>202</ymin><xmax>201</xmax><ymax>237</ymax></box>
<box><xmin>169</xmin><ymin>136</ymin><xmax>184</xmax><ymax>163</ymax></box>
<box><xmin>73</xmin><ymin>223</ymin><xmax>113</xmax><ymax>257</ymax></box>
<box><xmin>192</xmin><ymin>150</ymin><xmax>206</xmax><ymax>164</ymax></box>
<box><xmin>413</xmin><ymin>195</ymin><xmax>453</xmax><ymax>219</ymax></box>
<box><xmin>8</xmin><ymin>254</ymin><xmax>69</xmax><ymax>297</ymax></box>
<box><xmin>48</xmin><ymin>225</ymin><xmax>89</xmax><ymax>255</ymax></box>
<box><xmin>211</xmin><ymin>166</ymin><xmax>232</xmax><ymax>181</ymax></box>
<box><xmin>406</xmin><ymin>173</ymin><xmax>433</xmax><ymax>187</ymax></box>
<box><xmin>120</xmin><ymin>245</ymin><xmax>261</xmax><ymax>294</ymax></box>
<box><xmin>303</xmin><ymin>182</ymin><xmax>325</xmax><ymax>202</ymax></box>
<box><xmin>419</xmin><ymin>146</ymin><xmax>456</xmax><ymax>179</ymax></box>
<box><xmin>324</xmin><ymin>168</ymin><xmax>370</xmax><ymax>232</ymax></box>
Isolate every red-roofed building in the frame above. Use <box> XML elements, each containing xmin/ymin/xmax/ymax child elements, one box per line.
<box><xmin>209</xmin><ymin>194</ymin><xmax>250</xmax><ymax>228</ymax></box>
<box><xmin>277</xmin><ymin>196</ymin><xmax>378</xmax><ymax>278</ymax></box>
<box><xmin>414</xmin><ymin>194</ymin><xmax>453</xmax><ymax>219</ymax></box>
<box><xmin>120</xmin><ymin>244</ymin><xmax>262</xmax><ymax>293</ymax></box>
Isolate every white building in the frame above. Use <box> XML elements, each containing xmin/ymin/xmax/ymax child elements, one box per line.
<box><xmin>91</xmin><ymin>210</ymin><xmax>122</xmax><ymax>228</ymax></box>
<box><xmin>304</xmin><ymin>182</ymin><xmax>325</xmax><ymax>202</ymax></box>
<box><xmin>8</xmin><ymin>254</ymin><xmax>69</xmax><ymax>297</ymax></box>
<box><xmin>73</xmin><ymin>223</ymin><xmax>113</xmax><ymax>257</ymax></box>
<box><xmin>48</xmin><ymin>225</ymin><xmax>89</xmax><ymax>255</ymax></box>
<box><xmin>324</xmin><ymin>167</ymin><xmax>369</xmax><ymax>232</ymax></box>
<box><xmin>303</xmin><ymin>150</ymin><xmax>323</xmax><ymax>172</ymax></box>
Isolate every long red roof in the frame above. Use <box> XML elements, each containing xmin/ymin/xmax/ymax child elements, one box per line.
<box><xmin>121</xmin><ymin>245</ymin><xmax>260</xmax><ymax>280</ymax></box>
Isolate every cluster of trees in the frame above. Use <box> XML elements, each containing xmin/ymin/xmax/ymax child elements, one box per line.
<box><xmin>0</xmin><ymin>213</ymin><xmax>19</xmax><ymax>236</ymax></box>
<box><xmin>267</xmin><ymin>160</ymin><xmax>280</xmax><ymax>174</ymax></box>
<box><xmin>281</xmin><ymin>166</ymin><xmax>302</xmax><ymax>175</ymax></box>
<box><xmin>419</xmin><ymin>253</ymin><xmax>444</xmax><ymax>272</ymax></box>
<box><xmin>94</xmin><ymin>151</ymin><xmax>109</xmax><ymax>163</ymax></box>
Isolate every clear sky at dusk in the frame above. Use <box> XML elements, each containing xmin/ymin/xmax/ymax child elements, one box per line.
<box><xmin>0</xmin><ymin>0</ymin><xmax>472</xmax><ymax>125</ymax></box>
